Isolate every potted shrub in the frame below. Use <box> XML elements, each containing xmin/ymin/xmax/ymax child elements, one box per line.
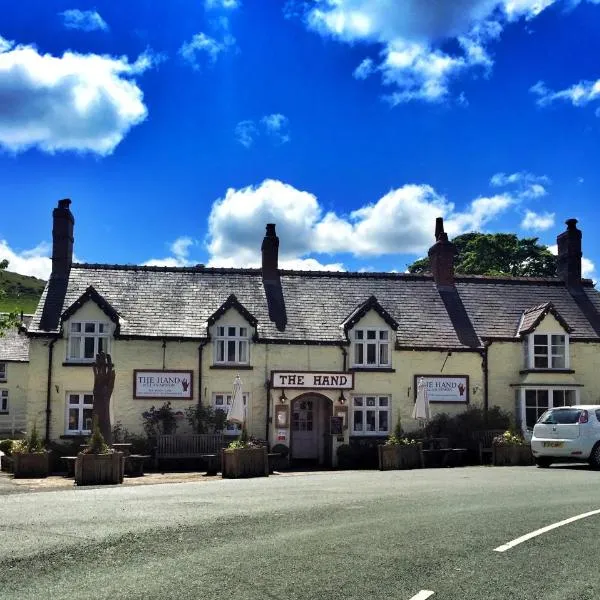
<box><xmin>492</xmin><ymin>431</ymin><xmax>533</xmax><ymax>466</ymax></box>
<box><xmin>75</xmin><ymin>418</ymin><xmax>124</xmax><ymax>486</ymax></box>
<box><xmin>378</xmin><ymin>435</ymin><xmax>423</xmax><ymax>470</ymax></box>
<box><xmin>12</xmin><ymin>426</ymin><xmax>51</xmax><ymax>478</ymax></box>
<box><xmin>0</xmin><ymin>439</ymin><xmax>16</xmax><ymax>472</ymax></box>
<box><xmin>221</xmin><ymin>434</ymin><xmax>269</xmax><ymax>479</ymax></box>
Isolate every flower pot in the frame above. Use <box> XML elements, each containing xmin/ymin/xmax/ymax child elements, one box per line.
<box><xmin>492</xmin><ymin>445</ymin><xmax>533</xmax><ymax>466</ymax></box>
<box><xmin>221</xmin><ymin>447</ymin><xmax>269</xmax><ymax>478</ymax></box>
<box><xmin>13</xmin><ymin>452</ymin><xmax>51</xmax><ymax>478</ymax></box>
<box><xmin>378</xmin><ymin>444</ymin><xmax>423</xmax><ymax>470</ymax></box>
<box><xmin>75</xmin><ymin>452</ymin><xmax>125</xmax><ymax>486</ymax></box>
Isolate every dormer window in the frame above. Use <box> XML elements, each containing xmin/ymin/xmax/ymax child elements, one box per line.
<box><xmin>526</xmin><ymin>333</ymin><xmax>569</xmax><ymax>369</ymax></box>
<box><xmin>352</xmin><ymin>329</ymin><xmax>390</xmax><ymax>368</ymax></box>
<box><xmin>215</xmin><ymin>326</ymin><xmax>249</xmax><ymax>365</ymax></box>
<box><xmin>67</xmin><ymin>321</ymin><xmax>110</xmax><ymax>362</ymax></box>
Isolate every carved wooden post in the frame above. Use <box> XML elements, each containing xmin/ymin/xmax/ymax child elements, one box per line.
<box><xmin>93</xmin><ymin>352</ymin><xmax>115</xmax><ymax>445</ymax></box>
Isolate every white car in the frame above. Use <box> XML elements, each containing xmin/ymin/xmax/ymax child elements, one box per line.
<box><xmin>531</xmin><ymin>405</ymin><xmax>600</xmax><ymax>468</ymax></box>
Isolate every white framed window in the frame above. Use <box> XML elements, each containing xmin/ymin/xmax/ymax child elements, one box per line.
<box><xmin>351</xmin><ymin>395</ymin><xmax>390</xmax><ymax>436</ymax></box>
<box><xmin>526</xmin><ymin>333</ymin><xmax>569</xmax><ymax>369</ymax></box>
<box><xmin>352</xmin><ymin>329</ymin><xmax>390</xmax><ymax>368</ymax></box>
<box><xmin>65</xmin><ymin>392</ymin><xmax>94</xmax><ymax>434</ymax></box>
<box><xmin>0</xmin><ymin>362</ymin><xmax>6</xmax><ymax>382</ymax></box>
<box><xmin>212</xmin><ymin>392</ymin><xmax>249</xmax><ymax>435</ymax></box>
<box><xmin>519</xmin><ymin>388</ymin><xmax>578</xmax><ymax>431</ymax></box>
<box><xmin>0</xmin><ymin>390</ymin><xmax>8</xmax><ymax>413</ymax></box>
<box><xmin>214</xmin><ymin>325</ymin><xmax>250</xmax><ymax>365</ymax></box>
<box><xmin>67</xmin><ymin>321</ymin><xmax>110</xmax><ymax>362</ymax></box>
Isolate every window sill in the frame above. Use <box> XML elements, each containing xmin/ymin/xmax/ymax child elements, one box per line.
<box><xmin>519</xmin><ymin>369</ymin><xmax>575</xmax><ymax>374</ymax></box>
<box><xmin>0</xmin><ymin>411</ymin><xmax>9</xmax><ymax>415</ymax></box>
<box><xmin>349</xmin><ymin>367</ymin><xmax>395</xmax><ymax>373</ymax></box>
<box><xmin>210</xmin><ymin>365</ymin><xmax>253</xmax><ymax>370</ymax></box>
<box><xmin>60</xmin><ymin>434</ymin><xmax>90</xmax><ymax>439</ymax></box>
<box><xmin>62</xmin><ymin>361</ymin><xmax>94</xmax><ymax>367</ymax></box>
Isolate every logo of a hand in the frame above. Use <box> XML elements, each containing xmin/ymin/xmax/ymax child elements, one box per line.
<box><xmin>181</xmin><ymin>379</ymin><xmax>189</xmax><ymax>392</ymax></box>
<box><xmin>458</xmin><ymin>383</ymin><xmax>465</xmax><ymax>396</ymax></box>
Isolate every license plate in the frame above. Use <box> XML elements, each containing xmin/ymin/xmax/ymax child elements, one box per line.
<box><xmin>543</xmin><ymin>441</ymin><xmax>564</xmax><ymax>448</ymax></box>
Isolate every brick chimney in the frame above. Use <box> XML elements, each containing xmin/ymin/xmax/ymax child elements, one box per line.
<box><xmin>51</xmin><ymin>199</ymin><xmax>74</xmax><ymax>279</ymax></box>
<box><xmin>261</xmin><ymin>223</ymin><xmax>279</xmax><ymax>281</ymax></box>
<box><xmin>556</xmin><ymin>218</ymin><xmax>582</xmax><ymax>289</ymax></box>
<box><xmin>428</xmin><ymin>217</ymin><xmax>457</xmax><ymax>288</ymax></box>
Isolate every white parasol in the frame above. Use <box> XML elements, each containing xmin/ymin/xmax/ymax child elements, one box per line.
<box><xmin>228</xmin><ymin>375</ymin><xmax>245</xmax><ymax>425</ymax></box>
<box><xmin>412</xmin><ymin>377</ymin><xmax>431</xmax><ymax>422</ymax></box>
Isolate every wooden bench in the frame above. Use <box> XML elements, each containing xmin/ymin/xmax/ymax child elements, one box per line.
<box><xmin>126</xmin><ymin>454</ymin><xmax>151</xmax><ymax>477</ymax></box>
<box><xmin>421</xmin><ymin>438</ymin><xmax>467</xmax><ymax>468</ymax></box>
<box><xmin>154</xmin><ymin>434</ymin><xmax>224</xmax><ymax>471</ymax></box>
<box><xmin>472</xmin><ymin>430</ymin><xmax>505</xmax><ymax>465</ymax></box>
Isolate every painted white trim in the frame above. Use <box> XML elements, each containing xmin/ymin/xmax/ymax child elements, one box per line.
<box><xmin>494</xmin><ymin>508</ymin><xmax>600</xmax><ymax>552</ymax></box>
<box><xmin>526</xmin><ymin>332</ymin><xmax>569</xmax><ymax>370</ymax></box>
<box><xmin>519</xmin><ymin>387</ymin><xmax>581</xmax><ymax>435</ymax></box>
<box><xmin>408</xmin><ymin>591</ymin><xmax>435</xmax><ymax>600</ymax></box>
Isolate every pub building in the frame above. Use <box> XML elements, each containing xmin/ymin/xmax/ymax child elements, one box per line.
<box><xmin>23</xmin><ymin>200</ymin><xmax>600</xmax><ymax>467</ymax></box>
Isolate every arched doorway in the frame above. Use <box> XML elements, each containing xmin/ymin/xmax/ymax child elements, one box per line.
<box><xmin>290</xmin><ymin>392</ymin><xmax>333</xmax><ymax>466</ymax></box>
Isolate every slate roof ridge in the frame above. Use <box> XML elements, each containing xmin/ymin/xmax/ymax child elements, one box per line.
<box><xmin>72</xmin><ymin>263</ymin><xmax>261</xmax><ymax>275</ymax></box>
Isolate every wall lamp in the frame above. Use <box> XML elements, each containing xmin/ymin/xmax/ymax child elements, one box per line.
<box><xmin>338</xmin><ymin>391</ymin><xmax>346</xmax><ymax>405</ymax></box>
<box><xmin>279</xmin><ymin>390</ymin><xmax>287</xmax><ymax>403</ymax></box>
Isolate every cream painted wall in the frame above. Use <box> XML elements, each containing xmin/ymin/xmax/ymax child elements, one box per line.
<box><xmin>0</xmin><ymin>361</ymin><xmax>28</xmax><ymax>436</ymax></box>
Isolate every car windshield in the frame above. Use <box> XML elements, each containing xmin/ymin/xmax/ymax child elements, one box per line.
<box><xmin>538</xmin><ymin>409</ymin><xmax>582</xmax><ymax>425</ymax></box>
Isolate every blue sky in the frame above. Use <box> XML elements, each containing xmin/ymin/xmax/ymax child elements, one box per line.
<box><xmin>1</xmin><ymin>0</ymin><xmax>599</xmax><ymax>280</ymax></box>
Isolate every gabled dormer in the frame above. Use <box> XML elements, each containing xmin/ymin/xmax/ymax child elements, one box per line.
<box><xmin>518</xmin><ymin>303</ymin><xmax>573</xmax><ymax>371</ymax></box>
<box><xmin>61</xmin><ymin>286</ymin><xmax>120</xmax><ymax>363</ymax></box>
<box><xmin>208</xmin><ymin>294</ymin><xmax>257</xmax><ymax>367</ymax></box>
<box><xmin>342</xmin><ymin>296</ymin><xmax>398</xmax><ymax>370</ymax></box>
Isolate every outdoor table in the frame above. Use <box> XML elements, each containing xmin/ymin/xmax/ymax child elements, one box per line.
<box><xmin>125</xmin><ymin>454</ymin><xmax>150</xmax><ymax>477</ymax></box>
<box><xmin>111</xmin><ymin>443</ymin><xmax>133</xmax><ymax>456</ymax></box>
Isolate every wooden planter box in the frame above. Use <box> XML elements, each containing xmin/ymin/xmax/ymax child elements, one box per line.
<box><xmin>75</xmin><ymin>452</ymin><xmax>125</xmax><ymax>486</ymax></box>
<box><xmin>13</xmin><ymin>452</ymin><xmax>51</xmax><ymax>478</ymax></box>
<box><xmin>492</xmin><ymin>445</ymin><xmax>533</xmax><ymax>466</ymax></box>
<box><xmin>221</xmin><ymin>447</ymin><xmax>269</xmax><ymax>478</ymax></box>
<box><xmin>1</xmin><ymin>454</ymin><xmax>14</xmax><ymax>473</ymax></box>
<box><xmin>378</xmin><ymin>444</ymin><xmax>423</xmax><ymax>471</ymax></box>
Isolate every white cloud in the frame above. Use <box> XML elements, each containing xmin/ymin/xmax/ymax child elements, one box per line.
<box><xmin>302</xmin><ymin>0</ymin><xmax>598</xmax><ymax>104</ymax></box>
<box><xmin>490</xmin><ymin>171</ymin><xmax>550</xmax><ymax>199</ymax></box>
<box><xmin>60</xmin><ymin>9</ymin><xmax>108</xmax><ymax>32</ymax></box>
<box><xmin>0</xmin><ymin>240</ymin><xmax>84</xmax><ymax>279</ymax></box>
<box><xmin>179</xmin><ymin>32</ymin><xmax>236</xmax><ymax>69</ymax></box>
<box><xmin>521</xmin><ymin>209</ymin><xmax>555</xmax><ymax>230</ymax></box>
<box><xmin>205</xmin><ymin>178</ymin><xmax>517</xmax><ymax>269</ymax></box>
<box><xmin>261</xmin><ymin>113</ymin><xmax>290</xmax><ymax>144</ymax></box>
<box><xmin>205</xmin><ymin>0</ymin><xmax>240</xmax><ymax>9</ymax></box>
<box><xmin>143</xmin><ymin>236</ymin><xmax>197</xmax><ymax>267</ymax></box>
<box><xmin>234</xmin><ymin>120</ymin><xmax>258</xmax><ymax>148</ymax></box>
<box><xmin>530</xmin><ymin>79</ymin><xmax>600</xmax><ymax>111</ymax></box>
<box><xmin>0</xmin><ymin>37</ymin><xmax>159</xmax><ymax>155</ymax></box>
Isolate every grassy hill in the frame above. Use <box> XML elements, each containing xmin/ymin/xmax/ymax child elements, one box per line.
<box><xmin>0</xmin><ymin>269</ymin><xmax>45</xmax><ymax>314</ymax></box>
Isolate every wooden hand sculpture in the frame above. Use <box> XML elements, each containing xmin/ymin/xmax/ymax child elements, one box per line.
<box><xmin>93</xmin><ymin>352</ymin><xmax>116</xmax><ymax>444</ymax></box>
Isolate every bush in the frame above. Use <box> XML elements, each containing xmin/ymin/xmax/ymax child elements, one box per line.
<box><xmin>141</xmin><ymin>402</ymin><xmax>178</xmax><ymax>439</ymax></box>
<box><xmin>185</xmin><ymin>404</ymin><xmax>227</xmax><ymax>434</ymax></box>
<box><xmin>0</xmin><ymin>439</ymin><xmax>16</xmax><ymax>456</ymax></box>
<box><xmin>85</xmin><ymin>416</ymin><xmax>110</xmax><ymax>454</ymax></box>
<box><xmin>12</xmin><ymin>424</ymin><xmax>44</xmax><ymax>454</ymax></box>
<box><xmin>338</xmin><ymin>438</ymin><xmax>386</xmax><ymax>469</ymax></box>
<box><xmin>492</xmin><ymin>431</ymin><xmax>527</xmax><ymax>447</ymax></box>
<box><xmin>111</xmin><ymin>421</ymin><xmax>152</xmax><ymax>454</ymax></box>
<box><xmin>385</xmin><ymin>434</ymin><xmax>418</xmax><ymax>447</ymax></box>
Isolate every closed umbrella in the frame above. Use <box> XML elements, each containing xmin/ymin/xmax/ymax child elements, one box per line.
<box><xmin>412</xmin><ymin>377</ymin><xmax>431</xmax><ymax>422</ymax></box>
<box><xmin>228</xmin><ymin>375</ymin><xmax>245</xmax><ymax>425</ymax></box>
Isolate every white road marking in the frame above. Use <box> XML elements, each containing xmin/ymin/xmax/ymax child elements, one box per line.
<box><xmin>408</xmin><ymin>591</ymin><xmax>435</xmax><ymax>600</ymax></box>
<box><xmin>494</xmin><ymin>508</ymin><xmax>600</xmax><ymax>552</ymax></box>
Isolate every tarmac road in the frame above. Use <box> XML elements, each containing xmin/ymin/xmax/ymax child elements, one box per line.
<box><xmin>1</xmin><ymin>466</ymin><xmax>599</xmax><ymax>600</ymax></box>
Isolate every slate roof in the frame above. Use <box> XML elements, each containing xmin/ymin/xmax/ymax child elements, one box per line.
<box><xmin>517</xmin><ymin>303</ymin><xmax>573</xmax><ymax>336</ymax></box>
<box><xmin>0</xmin><ymin>315</ymin><xmax>32</xmax><ymax>361</ymax></box>
<box><xmin>28</xmin><ymin>264</ymin><xmax>600</xmax><ymax>349</ymax></box>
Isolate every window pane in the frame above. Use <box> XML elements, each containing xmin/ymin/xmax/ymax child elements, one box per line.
<box><xmin>69</xmin><ymin>336</ymin><xmax>81</xmax><ymax>359</ymax></box>
<box><xmin>84</xmin><ymin>337</ymin><xmax>95</xmax><ymax>359</ymax></box>
<box><xmin>228</xmin><ymin>327</ymin><xmax>236</xmax><ymax>337</ymax></box>
<box><xmin>239</xmin><ymin>327</ymin><xmax>247</xmax><ymax>337</ymax></box>
<box><xmin>69</xmin><ymin>394</ymin><xmax>80</xmax><ymax>405</ymax></box>
<box><xmin>238</xmin><ymin>341</ymin><xmax>248</xmax><ymax>363</ymax></box>
<box><xmin>552</xmin><ymin>354</ymin><xmax>565</xmax><ymax>369</ymax></box>
<box><xmin>366</xmin><ymin>410</ymin><xmax>376</xmax><ymax>431</ymax></box>
<box><xmin>68</xmin><ymin>409</ymin><xmax>79</xmax><ymax>431</ymax></box>
<box><xmin>354</xmin><ymin>344</ymin><xmax>363</xmax><ymax>365</ymax></box>
<box><xmin>553</xmin><ymin>390</ymin><xmax>565</xmax><ymax>407</ymax></box>
<box><xmin>215</xmin><ymin>395</ymin><xmax>224</xmax><ymax>406</ymax></box>
<box><xmin>565</xmin><ymin>390</ymin><xmax>576</xmax><ymax>406</ymax></box>
<box><xmin>367</xmin><ymin>330</ymin><xmax>376</xmax><ymax>340</ymax></box>
<box><xmin>525</xmin><ymin>408</ymin><xmax>538</xmax><ymax>428</ymax></box>
<box><xmin>98</xmin><ymin>323</ymin><xmax>106</xmax><ymax>333</ymax></box>
<box><xmin>379</xmin><ymin>397</ymin><xmax>389</xmax><ymax>407</ymax></box>
<box><xmin>379</xmin><ymin>330</ymin><xmax>388</xmax><ymax>340</ymax></box>
<box><xmin>538</xmin><ymin>390</ymin><xmax>549</xmax><ymax>407</ymax></box>
<box><xmin>353</xmin><ymin>397</ymin><xmax>363</xmax><ymax>407</ymax></box>
<box><xmin>534</xmin><ymin>335</ymin><xmax>547</xmax><ymax>345</ymax></box>
<box><xmin>355</xmin><ymin>330</ymin><xmax>363</xmax><ymax>340</ymax></box>
<box><xmin>217</xmin><ymin>326</ymin><xmax>224</xmax><ymax>336</ymax></box>
<box><xmin>379</xmin><ymin>343</ymin><xmax>389</xmax><ymax>365</ymax></box>
<box><xmin>216</xmin><ymin>340</ymin><xmax>224</xmax><ymax>362</ymax></box>
<box><xmin>98</xmin><ymin>337</ymin><xmax>106</xmax><ymax>353</ymax></box>
<box><xmin>83</xmin><ymin>394</ymin><xmax>94</xmax><ymax>405</ymax></box>
<box><xmin>227</xmin><ymin>340</ymin><xmax>236</xmax><ymax>361</ymax></box>
<box><xmin>71</xmin><ymin>322</ymin><xmax>81</xmax><ymax>332</ymax></box>
<box><xmin>379</xmin><ymin>411</ymin><xmax>388</xmax><ymax>432</ymax></box>
<box><xmin>83</xmin><ymin>409</ymin><xmax>93</xmax><ymax>431</ymax></box>
<box><xmin>534</xmin><ymin>356</ymin><xmax>548</xmax><ymax>368</ymax></box>
<box><xmin>353</xmin><ymin>411</ymin><xmax>363</xmax><ymax>432</ymax></box>
<box><xmin>551</xmin><ymin>335</ymin><xmax>565</xmax><ymax>346</ymax></box>
<box><xmin>366</xmin><ymin>397</ymin><xmax>376</xmax><ymax>407</ymax></box>
<box><xmin>366</xmin><ymin>344</ymin><xmax>376</xmax><ymax>364</ymax></box>
<box><xmin>84</xmin><ymin>323</ymin><xmax>95</xmax><ymax>333</ymax></box>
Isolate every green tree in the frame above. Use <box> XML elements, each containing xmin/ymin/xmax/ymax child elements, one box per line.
<box><xmin>0</xmin><ymin>260</ymin><xmax>19</xmax><ymax>335</ymax></box>
<box><xmin>408</xmin><ymin>232</ymin><xmax>556</xmax><ymax>277</ymax></box>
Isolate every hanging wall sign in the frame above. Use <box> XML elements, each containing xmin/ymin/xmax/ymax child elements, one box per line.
<box><xmin>134</xmin><ymin>370</ymin><xmax>194</xmax><ymax>399</ymax></box>
<box><xmin>414</xmin><ymin>375</ymin><xmax>469</xmax><ymax>404</ymax></box>
<box><xmin>271</xmin><ymin>371</ymin><xmax>354</xmax><ymax>389</ymax></box>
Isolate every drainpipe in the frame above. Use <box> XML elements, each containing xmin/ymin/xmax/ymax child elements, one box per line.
<box><xmin>482</xmin><ymin>341</ymin><xmax>492</xmax><ymax>423</ymax></box>
<box><xmin>339</xmin><ymin>344</ymin><xmax>348</xmax><ymax>371</ymax></box>
<box><xmin>197</xmin><ymin>340</ymin><xmax>208</xmax><ymax>406</ymax></box>
<box><xmin>45</xmin><ymin>338</ymin><xmax>57</xmax><ymax>443</ymax></box>
<box><xmin>264</xmin><ymin>342</ymin><xmax>271</xmax><ymax>443</ymax></box>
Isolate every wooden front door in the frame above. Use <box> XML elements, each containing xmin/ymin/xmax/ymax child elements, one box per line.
<box><xmin>291</xmin><ymin>398</ymin><xmax>318</xmax><ymax>460</ymax></box>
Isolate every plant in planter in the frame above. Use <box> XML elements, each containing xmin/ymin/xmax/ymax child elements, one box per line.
<box><xmin>221</xmin><ymin>437</ymin><xmax>269</xmax><ymax>478</ymax></box>
<box><xmin>75</xmin><ymin>417</ymin><xmax>124</xmax><ymax>486</ymax></box>
<box><xmin>12</xmin><ymin>425</ymin><xmax>51</xmax><ymax>478</ymax></box>
<box><xmin>142</xmin><ymin>401</ymin><xmax>178</xmax><ymax>441</ymax></box>
<box><xmin>492</xmin><ymin>431</ymin><xmax>533</xmax><ymax>466</ymax></box>
<box><xmin>378</xmin><ymin>432</ymin><xmax>422</xmax><ymax>471</ymax></box>
<box><xmin>0</xmin><ymin>439</ymin><xmax>16</xmax><ymax>472</ymax></box>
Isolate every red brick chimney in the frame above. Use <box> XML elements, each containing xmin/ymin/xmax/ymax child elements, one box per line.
<box><xmin>556</xmin><ymin>218</ymin><xmax>582</xmax><ymax>289</ymax></box>
<box><xmin>51</xmin><ymin>199</ymin><xmax>74</xmax><ymax>280</ymax></box>
<box><xmin>428</xmin><ymin>217</ymin><xmax>457</xmax><ymax>288</ymax></box>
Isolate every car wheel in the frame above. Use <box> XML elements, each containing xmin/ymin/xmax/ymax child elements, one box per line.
<box><xmin>535</xmin><ymin>458</ymin><xmax>552</xmax><ymax>468</ymax></box>
<box><xmin>589</xmin><ymin>444</ymin><xmax>600</xmax><ymax>469</ymax></box>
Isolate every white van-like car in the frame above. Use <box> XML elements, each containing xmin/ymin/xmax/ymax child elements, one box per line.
<box><xmin>531</xmin><ymin>405</ymin><xmax>600</xmax><ymax>468</ymax></box>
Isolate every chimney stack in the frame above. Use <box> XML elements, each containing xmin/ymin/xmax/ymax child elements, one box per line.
<box><xmin>428</xmin><ymin>217</ymin><xmax>457</xmax><ymax>288</ymax></box>
<box><xmin>51</xmin><ymin>199</ymin><xmax>74</xmax><ymax>280</ymax></box>
<box><xmin>261</xmin><ymin>223</ymin><xmax>279</xmax><ymax>281</ymax></box>
<box><xmin>556</xmin><ymin>218</ymin><xmax>582</xmax><ymax>289</ymax></box>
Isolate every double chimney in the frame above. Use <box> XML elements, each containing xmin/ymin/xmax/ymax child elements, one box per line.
<box><xmin>428</xmin><ymin>216</ymin><xmax>583</xmax><ymax>289</ymax></box>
